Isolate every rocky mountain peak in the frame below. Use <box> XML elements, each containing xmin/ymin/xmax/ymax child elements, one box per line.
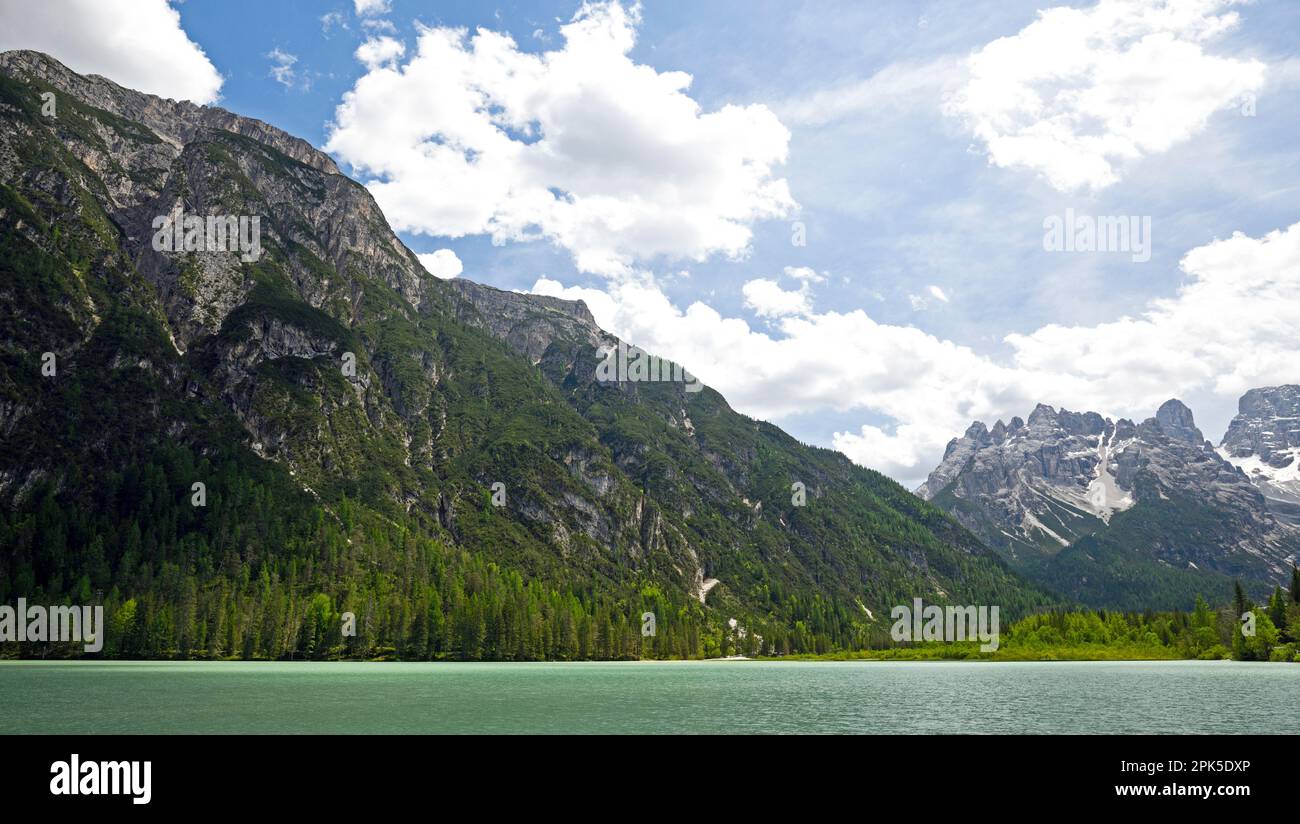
<box><xmin>1223</xmin><ymin>385</ymin><xmax>1300</xmax><ymax>460</ymax></box>
<box><xmin>1218</xmin><ymin>385</ymin><xmax>1300</xmax><ymax>525</ymax></box>
<box><xmin>916</xmin><ymin>394</ymin><xmax>1297</xmax><ymax>606</ymax></box>
<box><xmin>445</xmin><ymin>279</ymin><xmax>603</xmax><ymax>363</ymax></box>
<box><xmin>1026</xmin><ymin>403</ymin><xmax>1058</xmax><ymax>427</ymax></box>
<box><xmin>1155</xmin><ymin>398</ymin><xmax>1203</xmax><ymax>444</ymax></box>
<box><xmin>1237</xmin><ymin>384</ymin><xmax>1300</xmax><ymax>419</ymax></box>
<box><xmin>0</xmin><ymin>50</ymin><xmax>337</xmax><ymax>175</ymax></box>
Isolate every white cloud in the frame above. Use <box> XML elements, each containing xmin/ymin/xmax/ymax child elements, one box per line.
<box><xmin>321</xmin><ymin>11</ymin><xmax>348</xmax><ymax>36</ymax></box>
<box><xmin>947</xmin><ymin>0</ymin><xmax>1266</xmax><ymax>192</ymax></box>
<box><xmin>354</xmin><ymin>0</ymin><xmax>391</xmax><ymax>16</ymax></box>
<box><xmin>361</xmin><ymin>18</ymin><xmax>398</xmax><ymax>35</ymax></box>
<box><xmin>266</xmin><ymin>48</ymin><xmax>298</xmax><ymax>90</ymax></box>
<box><xmin>1002</xmin><ymin>221</ymin><xmax>1300</xmax><ymax>410</ymax></box>
<box><xmin>417</xmin><ymin>249</ymin><xmax>463</xmax><ymax>279</ymax></box>
<box><xmin>742</xmin><ymin>278</ymin><xmax>812</xmax><ymax>318</ymax></box>
<box><xmin>742</xmin><ymin>265</ymin><xmax>831</xmax><ymax>317</ymax></box>
<box><xmin>907</xmin><ymin>285</ymin><xmax>949</xmax><ymax>311</ymax></box>
<box><xmin>0</xmin><ymin>0</ymin><xmax>222</xmax><ymax>104</ymax></box>
<box><xmin>324</xmin><ymin>1</ymin><xmax>794</xmax><ymax>277</ymax></box>
<box><xmin>531</xmin><ymin>220</ymin><xmax>1300</xmax><ymax>483</ymax></box>
<box><xmin>784</xmin><ymin>265</ymin><xmax>826</xmax><ymax>284</ymax></box>
<box><xmin>775</xmin><ymin>58</ymin><xmax>960</xmax><ymax>127</ymax></box>
<box><xmin>355</xmin><ymin>36</ymin><xmax>404</xmax><ymax>70</ymax></box>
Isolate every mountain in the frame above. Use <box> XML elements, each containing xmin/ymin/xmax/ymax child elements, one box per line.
<box><xmin>0</xmin><ymin>51</ymin><xmax>1051</xmax><ymax>659</ymax></box>
<box><xmin>915</xmin><ymin>392</ymin><xmax>1300</xmax><ymax>610</ymax></box>
<box><xmin>1218</xmin><ymin>385</ymin><xmax>1300</xmax><ymax>527</ymax></box>
<box><xmin>917</xmin><ymin>396</ymin><xmax>1298</xmax><ymax>609</ymax></box>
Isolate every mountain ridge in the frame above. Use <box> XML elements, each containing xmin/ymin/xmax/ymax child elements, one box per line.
<box><xmin>1218</xmin><ymin>384</ymin><xmax>1300</xmax><ymax>527</ymax></box>
<box><xmin>0</xmin><ymin>50</ymin><xmax>1050</xmax><ymax>659</ymax></box>
<box><xmin>917</xmin><ymin>393</ymin><xmax>1298</xmax><ymax>608</ymax></box>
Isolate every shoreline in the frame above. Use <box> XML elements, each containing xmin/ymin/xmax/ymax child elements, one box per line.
<box><xmin>0</xmin><ymin>654</ymin><xmax>1273</xmax><ymax>665</ymax></box>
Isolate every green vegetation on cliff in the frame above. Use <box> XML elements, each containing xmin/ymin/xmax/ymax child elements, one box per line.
<box><xmin>0</xmin><ymin>52</ymin><xmax>1061</xmax><ymax>660</ymax></box>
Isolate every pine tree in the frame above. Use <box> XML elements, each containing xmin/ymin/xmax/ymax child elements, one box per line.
<box><xmin>1268</xmin><ymin>587</ymin><xmax>1288</xmax><ymax>631</ymax></box>
<box><xmin>1233</xmin><ymin>580</ymin><xmax>1249</xmax><ymax>619</ymax></box>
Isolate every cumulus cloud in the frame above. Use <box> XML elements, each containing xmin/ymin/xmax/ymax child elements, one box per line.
<box><xmin>742</xmin><ymin>278</ymin><xmax>813</xmax><ymax>318</ymax></box>
<box><xmin>947</xmin><ymin>0</ymin><xmax>1266</xmax><ymax>191</ymax></box>
<box><xmin>531</xmin><ymin>221</ymin><xmax>1300</xmax><ymax>482</ymax></box>
<box><xmin>354</xmin><ymin>36</ymin><xmax>404</xmax><ymax>70</ymax></box>
<box><xmin>417</xmin><ymin>249</ymin><xmax>464</xmax><ymax>279</ymax></box>
<box><xmin>324</xmin><ymin>1</ymin><xmax>794</xmax><ymax>276</ymax></box>
<box><xmin>1003</xmin><ymin>221</ymin><xmax>1300</xmax><ymax>408</ymax></box>
<box><xmin>783</xmin><ymin>265</ymin><xmax>826</xmax><ymax>284</ymax></box>
<box><xmin>0</xmin><ymin>0</ymin><xmax>223</xmax><ymax>104</ymax></box>
<box><xmin>354</xmin><ymin>0</ymin><xmax>391</xmax><ymax>16</ymax></box>
<box><xmin>741</xmin><ymin>265</ymin><xmax>833</xmax><ymax>318</ymax></box>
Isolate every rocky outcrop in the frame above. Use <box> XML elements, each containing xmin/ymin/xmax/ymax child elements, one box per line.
<box><xmin>1154</xmin><ymin>398</ymin><xmax>1204</xmax><ymax>444</ymax></box>
<box><xmin>918</xmin><ymin>396</ymin><xmax>1297</xmax><ymax>587</ymax></box>
<box><xmin>0</xmin><ymin>50</ymin><xmax>336</xmax><ymax>174</ymax></box>
<box><xmin>0</xmin><ymin>49</ymin><xmax>427</xmax><ymax>353</ymax></box>
<box><xmin>446</xmin><ymin>279</ymin><xmax>604</xmax><ymax>363</ymax></box>
<box><xmin>1219</xmin><ymin>385</ymin><xmax>1300</xmax><ymax>525</ymax></box>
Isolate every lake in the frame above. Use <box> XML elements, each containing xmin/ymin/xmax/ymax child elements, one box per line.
<box><xmin>2</xmin><ymin>659</ymin><xmax>1296</xmax><ymax>734</ymax></box>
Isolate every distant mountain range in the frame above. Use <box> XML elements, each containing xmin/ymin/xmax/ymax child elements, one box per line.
<box><xmin>917</xmin><ymin>390</ymin><xmax>1300</xmax><ymax>609</ymax></box>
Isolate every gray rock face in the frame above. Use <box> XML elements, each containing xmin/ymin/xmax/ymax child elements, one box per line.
<box><xmin>1218</xmin><ymin>385</ymin><xmax>1300</xmax><ymax>525</ymax></box>
<box><xmin>0</xmin><ymin>49</ymin><xmax>428</xmax><ymax>354</ymax></box>
<box><xmin>1155</xmin><ymin>398</ymin><xmax>1204</xmax><ymax>444</ymax></box>
<box><xmin>917</xmin><ymin>396</ymin><xmax>1296</xmax><ymax>582</ymax></box>
<box><xmin>0</xmin><ymin>50</ymin><xmax>336</xmax><ymax>175</ymax></box>
<box><xmin>917</xmin><ymin>403</ymin><xmax>1135</xmax><ymax>553</ymax></box>
<box><xmin>446</xmin><ymin>279</ymin><xmax>604</xmax><ymax>364</ymax></box>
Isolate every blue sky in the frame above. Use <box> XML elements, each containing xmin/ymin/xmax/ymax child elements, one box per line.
<box><xmin>3</xmin><ymin>0</ymin><xmax>1299</xmax><ymax>484</ymax></box>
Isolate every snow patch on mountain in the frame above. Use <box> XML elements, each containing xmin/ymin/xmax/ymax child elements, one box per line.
<box><xmin>1218</xmin><ymin>446</ymin><xmax>1300</xmax><ymax>503</ymax></box>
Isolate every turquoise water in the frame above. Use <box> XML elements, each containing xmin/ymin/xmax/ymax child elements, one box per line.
<box><xmin>1</xmin><ymin>659</ymin><xmax>1296</xmax><ymax>734</ymax></box>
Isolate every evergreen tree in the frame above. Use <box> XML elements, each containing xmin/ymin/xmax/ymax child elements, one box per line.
<box><xmin>1268</xmin><ymin>587</ymin><xmax>1287</xmax><ymax>632</ymax></box>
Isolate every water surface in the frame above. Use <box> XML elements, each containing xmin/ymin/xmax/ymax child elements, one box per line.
<box><xmin>2</xmin><ymin>659</ymin><xmax>1295</xmax><ymax>734</ymax></box>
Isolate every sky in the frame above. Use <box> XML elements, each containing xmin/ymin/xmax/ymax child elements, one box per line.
<box><xmin>2</xmin><ymin>0</ymin><xmax>1298</xmax><ymax>486</ymax></box>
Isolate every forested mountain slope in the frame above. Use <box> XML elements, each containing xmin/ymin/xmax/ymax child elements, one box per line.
<box><xmin>0</xmin><ymin>50</ymin><xmax>1050</xmax><ymax>659</ymax></box>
